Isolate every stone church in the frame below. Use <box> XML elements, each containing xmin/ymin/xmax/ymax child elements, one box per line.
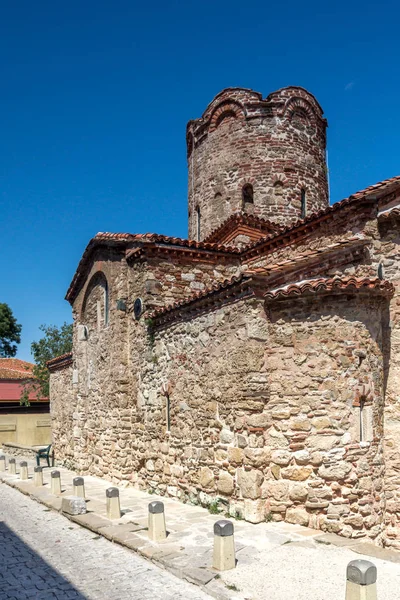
<box><xmin>48</xmin><ymin>86</ymin><xmax>400</xmax><ymax>548</ymax></box>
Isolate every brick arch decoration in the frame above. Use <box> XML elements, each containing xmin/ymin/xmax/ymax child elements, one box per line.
<box><xmin>209</xmin><ymin>101</ymin><xmax>245</xmax><ymax>133</ymax></box>
<box><xmin>284</xmin><ymin>97</ymin><xmax>317</xmax><ymax>125</ymax></box>
<box><xmin>79</xmin><ymin>268</ymin><xmax>111</xmax><ymax>321</ymax></box>
<box><xmin>272</xmin><ymin>176</ymin><xmax>289</xmax><ymax>188</ymax></box>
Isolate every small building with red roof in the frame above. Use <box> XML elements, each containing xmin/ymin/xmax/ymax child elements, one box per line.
<box><xmin>0</xmin><ymin>358</ymin><xmax>50</xmax><ymax>446</ymax></box>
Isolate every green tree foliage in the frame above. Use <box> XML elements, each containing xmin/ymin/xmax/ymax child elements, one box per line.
<box><xmin>26</xmin><ymin>323</ymin><xmax>73</xmax><ymax>400</ymax></box>
<box><xmin>0</xmin><ymin>303</ymin><xmax>22</xmax><ymax>357</ymax></box>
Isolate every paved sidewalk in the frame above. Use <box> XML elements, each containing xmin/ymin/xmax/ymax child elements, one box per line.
<box><xmin>0</xmin><ymin>483</ymin><xmax>209</xmax><ymax>600</ymax></box>
<box><xmin>1</xmin><ymin>452</ymin><xmax>400</xmax><ymax>599</ymax></box>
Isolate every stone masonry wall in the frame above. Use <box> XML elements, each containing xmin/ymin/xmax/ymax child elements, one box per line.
<box><xmin>50</xmin><ymin>363</ymin><xmax>74</xmax><ymax>465</ymax></box>
<box><xmin>137</xmin><ymin>292</ymin><xmax>387</xmax><ymax>541</ymax></box>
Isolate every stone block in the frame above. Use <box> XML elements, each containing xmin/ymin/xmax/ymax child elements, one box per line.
<box><xmin>244</xmin><ymin>499</ymin><xmax>265</xmax><ymax>523</ymax></box>
<box><xmin>286</xmin><ymin>507</ymin><xmax>309</xmax><ymax>526</ymax></box>
<box><xmin>271</xmin><ymin>449</ymin><xmax>292</xmax><ymax>466</ymax></box>
<box><xmin>217</xmin><ymin>472</ymin><xmax>234</xmax><ymax>495</ymax></box>
<box><xmin>238</xmin><ymin>468</ymin><xmax>263</xmax><ymax>499</ymax></box>
<box><xmin>199</xmin><ymin>466</ymin><xmax>214</xmax><ymax>489</ymax></box>
<box><xmin>228</xmin><ymin>447</ymin><xmax>244</xmax><ymax>464</ymax></box>
<box><xmin>319</xmin><ymin>462</ymin><xmax>352</xmax><ymax>481</ymax></box>
<box><xmin>281</xmin><ymin>466</ymin><xmax>313</xmax><ymax>481</ymax></box>
<box><xmin>289</xmin><ymin>483</ymin><xmax>308</xmax><ymax>502</ymax></box>
<box><xmin>61</xmin><ymin>496</ymin><xmax>87</xmax><ymax>515</ymax></box>
<box><xmin>264</xmin><ymin>480</ymin><xmax>289</xmax><ymax>501</ymax></box>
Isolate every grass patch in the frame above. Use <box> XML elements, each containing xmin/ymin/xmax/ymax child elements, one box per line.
<box><xmin>208</xmin><ymin>500</ymin><xmax>220</xmax><ymax>515</ymax></box>
<box><xmin>226</xmin><ymin>583</ymin><xmax>239</xmax><ymax>591</ymax></box>
<box><xmin>265</xmin><ymin>512</ymin><xmax>273</xmax><ymax>522</ymax></box>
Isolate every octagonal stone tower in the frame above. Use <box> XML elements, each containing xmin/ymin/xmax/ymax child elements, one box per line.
<box><xmin>187</xmin><ymin>86</ymin><xmax>329</xmax><ymax>241</ymax></box>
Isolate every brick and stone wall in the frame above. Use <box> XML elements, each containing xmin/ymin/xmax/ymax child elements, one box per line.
<box><xmin>187</xmin><ymin>87</ymin><xmax>328</xmax><ymax>241</ymax></box>
<box><xmin>135</xmin><ymin>292</ymin><xmax>387</xmax><ymax>541</ymax></box>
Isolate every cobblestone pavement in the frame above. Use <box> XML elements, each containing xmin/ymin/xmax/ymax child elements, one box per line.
<box><xmin>0</xmin><ymin>483</ymin><xmax>210</xmax><ymax>600</ymax></box>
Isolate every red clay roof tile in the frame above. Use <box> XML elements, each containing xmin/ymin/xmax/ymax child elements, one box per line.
<box><xmin>264</xmin><ymin>276</ymin><xmax>394</xmax><ymax>301</ymax></box>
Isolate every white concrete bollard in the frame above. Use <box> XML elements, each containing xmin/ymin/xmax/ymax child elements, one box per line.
<box><xmin>50</xmin><ymin>470</ymin><xmax>62</xmax><ymax>495</ymax></box>
<box><xmin>73</xmin><ymin>477</ymin><xmax>85</xmax><ymax>499</ymax></box>
<box><xmin>34</xmin><ymin>466</ymin><xmax>44</xmax><ymax>487</ymax></box>
<box><xmin>8</xmin><ymin>458</ymin><xmax>16</xmax><ymax>475</ymax></box>
<box><xmin>106</xmin><ymin>487</ymin><xmax>121</xmax><ymax>520</ymax></box>
<box><xmin>346</xmin><ymin>559</ymin><xmax>377</xmax><ymax>600</ymax></box>
<box><xmin>0</xmin><ymin>455</ymin><xmax>6</xmax><ymax>471</ymax></box>
<box><xmin>19</xmin><ymin>461</ymin><xmax>28</xmax><ymax>480</ymax></box>
<box><xmin>148</xmin><ymin>501</ymin><xmax>167</xmax><ymax>542</ymax></box>
<box><xmin>213</xmin><ymin>519</ymin><xmax>236</xmax><ymax>571</ymax></box>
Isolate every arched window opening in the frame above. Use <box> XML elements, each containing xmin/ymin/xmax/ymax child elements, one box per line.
<box><xmin>291</xmin><ymin>109</ymin><xmax>309</xmax><ymax>127</ymax></box>
<box><xmin>301</xmin><ymin>189</ymin><xmax>307</xmax><ymax>219</ymax></box>
<box><xmin>104</xmin><ymin>280</ymin><xmax>109</xmax><ymax>326</ymax></box>
<box><xmin>242</xmin><ymin>184</ymin><xmax>254</xmax><ymax>208</ymax></box>
<box><xmin>82</xmin><ymin>272</ymin><xmax>110</xmax><ymax>331</ymax></box>
<box><xmin>196</xmin><ymin>206</ymin><xmax>201</xmax><ymax>241</ymax></box>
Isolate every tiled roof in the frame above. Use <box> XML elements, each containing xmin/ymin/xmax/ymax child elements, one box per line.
<box><xmin>264</xmin><ymin>276</ymin><xmax>394</xmax><ymax>301</ymax></box>
<box><xmin>47</xmin><ymin>352</ymin><xmax>73</xmax><ymax>371</ymax></box>
<box><xmin>66</xmin><ymin>232</ymin><xmax>239</xmax><ymax>303</ymax></box>
<box><xmin>149</xmin><ymin>274</ymin><xmax>249</xmax><ymax>323</ymax></box>
<box><xmin>350</xmin><ymin>175</ymin><xmax>400</xmax><ymax>199</ymax></box>
<box><xmin>66</xmin><ymin>175</ymin><xmax>400</xmax><ymax>305</ymax></box>
<box><xmin>378</xmin><ymin>206</ymin><xmax>400</xmax><ymax>220</ymax></box>
<box><xmin>242</xmin><ymin>175</ymin><xmax>400</xmax><ymax>257</ymax></box>
<box><xmin>0</xmin><ymin>359</ymin><xmax>34</xmax><ymax>380</ymax></box>
<box><xmin>204</xmin><ymin>213</ymin><xmax>282</xmax><ymax>244</ymax></box>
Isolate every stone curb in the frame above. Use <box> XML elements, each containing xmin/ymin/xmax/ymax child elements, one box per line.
<box><xmin>0</xmin><ymin>471</ymin><xmax>231</xmax><ymax>599</ymax></box>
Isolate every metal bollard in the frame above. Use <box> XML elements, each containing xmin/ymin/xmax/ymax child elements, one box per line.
<box><xmin>213</xmin><ymin>519</ymin><xmax>235</xmax><ymax>571</ymax></box>
<box><xmin>346</xmin><ymin>560</ymin><xmax>377</xmax><ymax>600</ymax></box>
<box><xmin>106</xmin><ymin>487</ymin><xmax>121</xmax><ymax>519</ymax></box>
<box><xmin>50</xmin><ymin>470</ymin><xmax>62</xmax><ymax>494</ymax></box>
<box><xmin>0</xmin><ymin>455</ymin><xmax>6</xmax><ymax>471</ymax></box>
<box><xmin>34</xmin><ymin>466</ymin><xmax>43</xmax><ymax>487</ymax></box>
<box><xmin>148</xmin><ymin>501</ymin><xmax>167</xmax><ymax>542</ymax></box>
<box><xmin>20</xmin><ymin>461</ymin><xmax>28</xmax><ymax>480</ymax></box>
<box><xmin>73</xmin><ymin>477</ymin><xmax>85</xmax><ymax>499</ymax></box>
<box><xmin>8</xmin><ymin>458</ymin><xmax>16</xmax><ymax>474</ymax></box>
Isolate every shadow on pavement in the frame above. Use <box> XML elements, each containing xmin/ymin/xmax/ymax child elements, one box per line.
<box><xmin>0</xmin><ymin>521</ymin><xmax>87</xmax><ymax>599</ymax></box>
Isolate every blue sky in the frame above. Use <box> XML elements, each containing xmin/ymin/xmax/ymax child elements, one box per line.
<box><xmin>1</xmin><ymin>0</ymin><xmax>399</xmax><ymax>361</ymax></box>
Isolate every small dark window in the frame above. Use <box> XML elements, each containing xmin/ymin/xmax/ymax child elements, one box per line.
<box><xmin>242</xmin><ymin>184</ymin><xmax>254</xmax><ymax>207</ymax></box>
<box><xmin>166</xmin><ymin>394</ymin><xmax>171</xmax><ymax>432</ymax></box>
<box><xmin>104</xmin><ymin>281</ymin><xmax>109</xmax><ymax>326</ymax></box>
<box><xmin>196</xmin><ymin>206</ymin><xmax>201</xmax><ymax>241</ymax></box>
<box><xmin>301</xmin><ymin>189</ymin><xmax>306</xmax><ymax>219</ymax></box>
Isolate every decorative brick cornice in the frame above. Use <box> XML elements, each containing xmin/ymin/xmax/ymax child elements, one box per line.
<box><xmin>47</xmin><ymin>352</ymin><xmax>73</xmax><ymax>372</ymax></box>
<box><xmin>264</xmin><ymin>277</ymin><xmax>394</xmax><ymax>302</ymax></box>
